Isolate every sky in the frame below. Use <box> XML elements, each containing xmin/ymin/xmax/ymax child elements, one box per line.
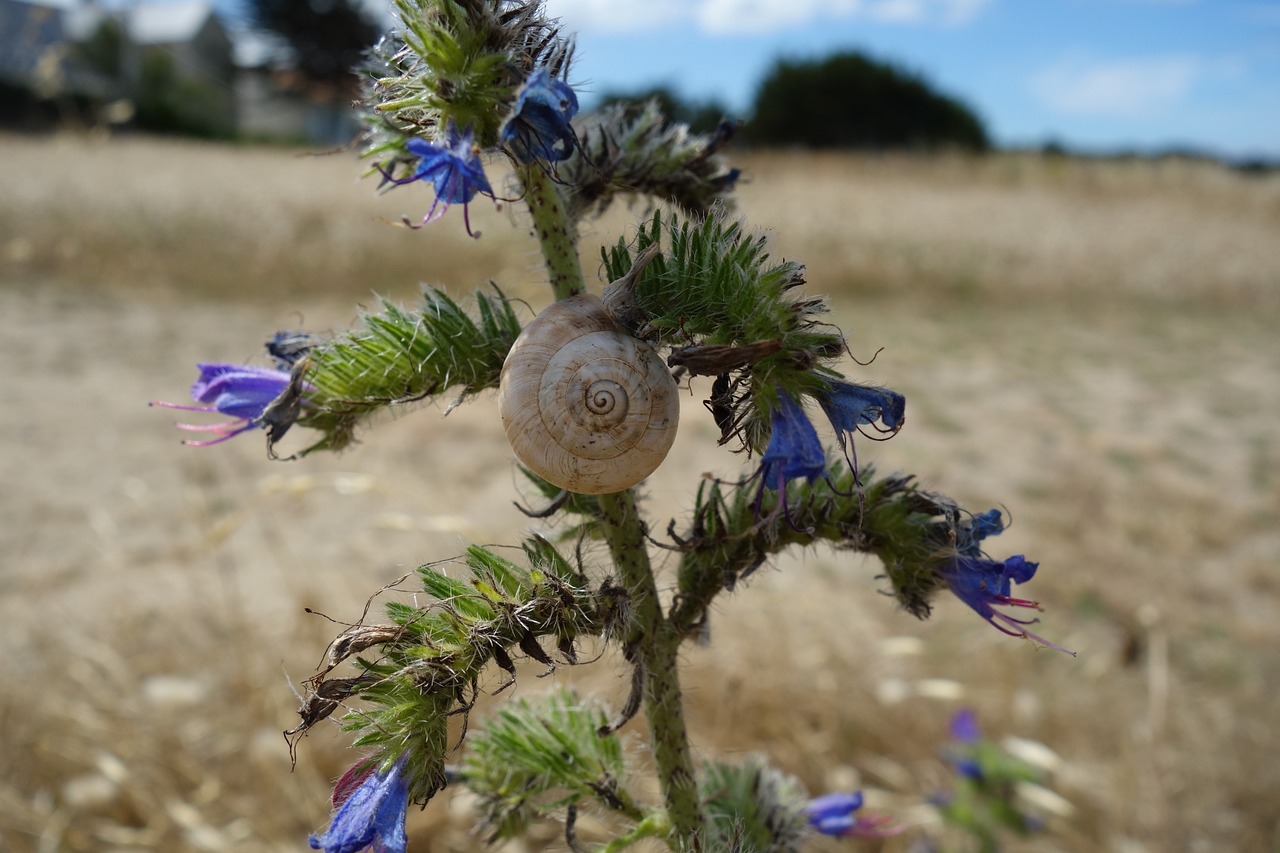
<box><xmin>168</xmin><ymin>0</ymin><xmax>1279</xmax><ymax>159</ymax></box>
<box><xmin>537</xmin><ymin>0</ymin><xmax>1280</xmax><ymax>159</ymax></box>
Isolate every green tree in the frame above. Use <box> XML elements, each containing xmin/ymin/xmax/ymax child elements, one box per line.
<box><xmin>74</xmin><ymin>18</ymin><xmax>124</xmax><ymax>79</ymax></box>
<box><xmin>745</xmin><ymin>51</ymin><xmax>989</xmax><ymax>151</ymax></box>
<box><xmin>246</xmin><ymin>0</ymin><xmax>381</xmax><ymax>86</ymax></box>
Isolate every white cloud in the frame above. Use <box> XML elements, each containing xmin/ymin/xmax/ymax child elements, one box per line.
<box><xmin>1031</xmin><ymin>56</ymin><xmax>1203</xmax><ymax>117</ymax></box>
<box><xmin>864</xmin><ymin>0</ymin><xmax>992</xmax><ymax>26</ymax></box>
<box><xmin>696</xmin><ymin>0</ymin><xmax>857</xmax><ymax>35</ymax></box>
<box><xmin>544</xmin><ymin>0</ymin><xmax>991</xmax><ymax>35</ymax></box>
<box><xmin>545</xmin><ymin>0</ymin><xmax>690</xmax><ymax>34</ymax></box>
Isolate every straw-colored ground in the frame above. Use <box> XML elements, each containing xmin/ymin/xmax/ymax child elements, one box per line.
<box><xmin>2</xmin><ymin>133</ymin><xmax>1278</xmax><ymax>852</ymax></box>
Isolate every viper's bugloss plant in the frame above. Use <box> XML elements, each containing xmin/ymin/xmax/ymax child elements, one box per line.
<box><xmin>932</xmin><ymin>708</ymin><xmax>1068</xmax><ymax>851</ymax></box>
<box><xmin>153</xmin><ymin>1</ymin><xmax>1074</xmax><ymax>849</ymax></box>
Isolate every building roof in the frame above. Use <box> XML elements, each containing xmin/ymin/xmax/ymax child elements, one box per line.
<box><xmin>0</xmin><ymin>0</ymin><xmax>65</xmax><ymax>82</ymax></box>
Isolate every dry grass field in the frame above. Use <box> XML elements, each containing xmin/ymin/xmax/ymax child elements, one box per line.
<box><xmin>2</xmin><ymin>133</ymin><xmax>1278</xmax><ymax>852</ymax></box>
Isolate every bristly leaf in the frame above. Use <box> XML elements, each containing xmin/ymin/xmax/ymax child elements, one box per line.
<box><xmin>460</xmin><ymin>689</ymin><xmax>645</xmax><ymax>841</ymax></box>
<box><xmin>700</xmin><ymin>757</ymin><xmax>811</xmax><ymax>853</ymax></box>
<box><xmin>557</xmin><ymin>101</ymin><xmax>741</xmax><ymax>222</ymax></box>
<box><xmin>669</xmin><ymin>467</ymin><xmax>986</xmax><ymax>634</ymax></box>
<box><xmin>600</xmin><ymin>210</ymin><xmax>828</xmax><ymax>353</ymax></box>
<box><xmin>294</xmin><ymin>285</ymin><xmax>521</xmax><ymax>453</ymax></box>
<box><xmin>293</xmin><ymin>541</ymin><xmax>609</xmax><ymax>809</ymax></box>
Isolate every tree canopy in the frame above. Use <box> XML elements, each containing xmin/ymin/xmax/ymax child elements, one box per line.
<box><xmin>744</xmin><ymin>51</ymin><xmax>989</xmax><ymax>151</ymax></box>
<box><xmin>246</xmin><ymin>0</ymin><xmax>381</xmax><ymax>86</ymax></box>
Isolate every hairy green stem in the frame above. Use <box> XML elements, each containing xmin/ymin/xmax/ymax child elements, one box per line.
<box><xmin>599</xmin><ymin>490</ymin><xmax>704</xmax><ymax>850</ymax></box>
<box><xmin>519</xmin><ymin>163</ymin><xmax>585</xmax><ymax>300</ymax></box>
<box><xmin>525</xmin><ymin>159</ymin><xmax>701</xmax><ymax>848</ymax></box>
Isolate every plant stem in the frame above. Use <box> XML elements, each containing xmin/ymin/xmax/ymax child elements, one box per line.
<box><xmin>519</xmin><ymin>163</ymin><xmax>585</xmax><ymax>300</ymax></box>
<box><xmin>599</xmin><ymin>490</ymin><xmax>704</xmax><ymax>850</ymax></box>
<box><xmin>523</xmin><ymin>160</ymin><xmax>701</xmax><ymax>848</ymax></box>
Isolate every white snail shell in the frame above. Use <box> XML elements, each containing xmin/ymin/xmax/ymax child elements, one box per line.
<box><xmin>499</xmin><ymin>294</ymin><xmax>680</xmax><ymax>495</ymax></box>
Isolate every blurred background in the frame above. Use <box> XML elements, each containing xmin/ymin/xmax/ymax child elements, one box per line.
<box><xmin>2</xmin><ymin>1</ymin><xmax>1278</xmax><ymax>851</ymax></box>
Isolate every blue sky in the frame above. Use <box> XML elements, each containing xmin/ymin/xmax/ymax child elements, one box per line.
<box><xmin>540</xmin><ymin>0</ymin><xmax>1280</xmax><ymax>158</ymax></box>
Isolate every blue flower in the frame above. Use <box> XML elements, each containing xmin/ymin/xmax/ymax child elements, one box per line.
<box><xmin>500</xmin><ymin>68</ymin><xmax>580</xmax><ymax>162</ymax></box>
<box><xmin>958</xmin><ymin>508</ymin><xmax>1004</xmax><ymax>557</ymax></box>
<box><xmin>151</xmin><ymin>363</ymin><xmax>294</xmax><ymax>446</ymax></box>
<box><xmin>806</xmin><ymin>791</ymin><xmax>864</xmax><ymax>836</ymax></box>
<box><xmin>382</xmin><ymin>122</ymin><xmax>492</xmax><ymax>233</ymax></box>
<box><xmin>760</xmin><ymin>391</ymin><xmax>826</xmax><ymax>491</ymax></box>
<box><xmin>950</xmin><ymin>707</ymin><xmax>981</xmax><ymax>743</ymax></box>
<box><xmin>815</xmin><ymin>378</ymin><xmax>905</xmax><ymax>440</ymax></box>
<box><xmin>948</xmin><ymin>708</ymin><xmax>985</xmax><ymax>780</ymax></box>
<box><xmin>940</xmin><ymin>555</ymin><xmax>1074</xmax><ymax>655</ymax></box>
<box><xmin>310</xmin><ymin>756</ymin><xmax>409</xmax><ymax>853</ymax></box>
<box><xmin>806</xmin><ymin>791</ymin><xmax>899</xmax><ymax>839</ymax></box>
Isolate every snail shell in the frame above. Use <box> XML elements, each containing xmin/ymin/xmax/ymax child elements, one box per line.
<box><xmin>499</xmin><ymin>294</ymin><xmax>680</xmax><ymax>495</ymax></box>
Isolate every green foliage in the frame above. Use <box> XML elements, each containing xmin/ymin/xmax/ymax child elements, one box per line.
<box><xmin>699</xmin><ymin>758</ymin><xmax>810</xmax><ymax>853</ymax></box>
<box><xmin>555</xmin><ymin>101</ymin><xmax>741</xmax><ymax>222</ymax></box>
<box><xmin>73</xmin><ymin>18</ymin><xmax>124</xmax><ymax>78</ymax></box>
<box><xmin>296</xmin><ymin>285</ymin><xmax>522</xmax><ymax>452</ymax></box>
<box><xmin>359</xmin><ymin>0</ymin><xmax>573</xmax><ymax>160</ymax></box>
<box><xmin>246</xmin><ymin>0</ymin><xmax>380</xmax><ymax>85</ymax></box>
<box><xmin>668</xmin><ymin>467</ymin><xmax>959</xmax><ymax>636</ymax></box>
<box><xmin>602</xmin><ymin>211</ymin><xmax>807</xmax><ymax>346</ymax></box>
<box><xmin>461</xmin><ymin>689</ymin><xmax>644</xmax><ymax>840</ymax></box>
<box><xmin>745</xmin><ymin>50</ymin><xmax>989</xmax><ymax>151</ymax></box>
<box><xmin>601</xmin><ymin>210</ymin><xmax>844</xmax><ymax>450</ymax></box>
<box><xmin>134</xmin><ymin>51</ymin><xmax>234</xmax><ymax>139</ymax></box>
<box><xmin>290</xmin><ymin>539</ymin><xmax>607</xmax><ymax>803</ymax></box>
<box><xmin>939</xmin><ymin>731</ymin><xmax>1054</xmax><ymax>849</ymax></box>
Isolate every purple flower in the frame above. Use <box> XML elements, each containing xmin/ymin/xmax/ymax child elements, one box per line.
<box><xmin>310</xmin><ymin>756</ymin><xmax>409</xmax><ymax>853</ymax></box>
<box><xmin>941</xmin><ymin>555</ymin><xmax>1075</xmax><ymax>655</ymax></box>
<box><xmin>381</xmin><ymin>122</ymin><xmax>492</xmax><ymax>234</ymax></box>
<box><xmin>760</xmin><ymin>391</ymin><xmax>826</xmax><ymax>491</ymax></box>
<box><xmin>815</xmin><ymin>378</ymin><xmax>905</xmax><ymax>439</ymax></box>
<box><xmin>151</xmin><ymin>363</ymin><xmax>293</xmax><ymax>446</ymax></box>
<box><xmin>500</xmin><ymin>68</ymin><xmax>580</xmax><ymax>162</ymax></box>
<box><xmin>806</xmin><ymin>791</ymin><xmax>900</xmax><ymax>839</ymax></box>
<box><xmin>948</xmin><ymin>708</ymin><xmax>984</xmax><ymax>780</ymax></box>
<box><xmin>950</xmin><ymin>707</ymin><xmax>981</xmax><ymax>743</ymax></box>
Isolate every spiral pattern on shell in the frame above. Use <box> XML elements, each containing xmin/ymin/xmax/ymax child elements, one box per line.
<box><xmin>499</xmin><ymin>295</ymin><xmax>680</xmax><ymax>495</ymax></box>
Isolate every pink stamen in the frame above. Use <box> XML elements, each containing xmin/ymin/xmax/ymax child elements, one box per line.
<box><xmin>181</xmin><ymin>423</ymin><xmax>256</xmax><ymax>447</ymax></box>
<box><xmin>174</xmin><ymin>419</ymin><xmax>246</xmax><ymax>433</ymax></box>
<box><xmin>993</xmin><ymin>593</ymin><xmax>1043</xmax><ymax>611</ymax></box>
<box><xmin>993</xmin><ymin>612</ymin><xmax>1076</xmax><ymax>655</ymax></box>
<box><xmin>149</xmin><ymin>400</ymin><xmax>217</xmax><ymax>414</ymax></box>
